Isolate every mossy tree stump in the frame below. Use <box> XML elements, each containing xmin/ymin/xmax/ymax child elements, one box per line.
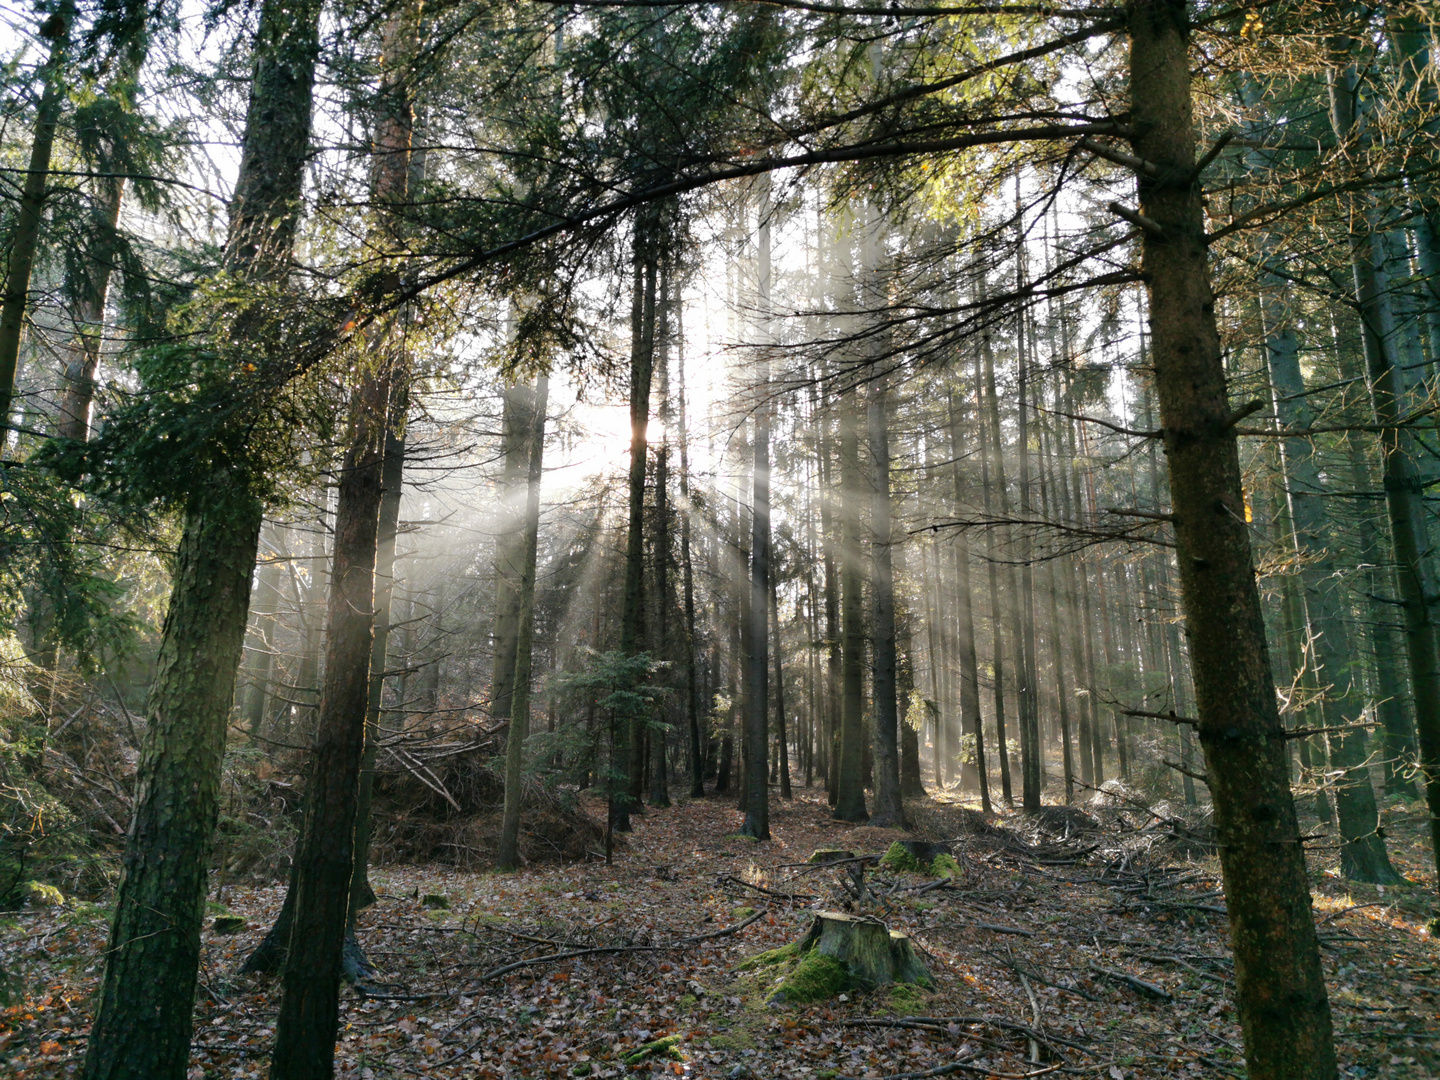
<box><xmin>762</xmin><ymin>911</ymin><xmax>932</xmax><ymax>1003</ymax></box>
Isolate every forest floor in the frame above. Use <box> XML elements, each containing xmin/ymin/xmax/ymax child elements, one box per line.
<box><xmin>2</xmin><ymin>780</ymin><xmax>1436</xmax><ymax>1079</ymax></box>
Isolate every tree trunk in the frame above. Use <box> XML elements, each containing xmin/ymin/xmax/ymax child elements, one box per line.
<box><xmin>1328</xmin><ymin>52</ymin><xmax>1440</xmax><ymax>892</ymax></box>
<box><xmin>615</xmin><ymin>211</ymin><xmax>660</xmax><ymax>832</ymax></box>
<box><xmin>834</xmin><ymin>386</ymin><xmax>869</xmax><ymax>823</ymax></box>
<box><xmin>0</xmin><ymin>3</ymin><xmax>70</xmax><ymax>425</ymax></box>
<box><xmin>82</xmin><ymin>1</ymin><xmax>320</xmax><ymax>1075</ymax></box>
<box><xmin>977</xmin><ymin>330</ymin><xmax>1015</xmax><ymax>804</ymax></box>
<box><xmin>1126</xmin><ymin>4</ymin><xmax>1335</xmax><ymax>1076</ymax></box>
<box><xmin>350</xmin><ymin>409</ymin><xmax>407</xmax><ymax>924</ymax></box>
<box><xmin>499</xmin><ymin>375</ymin><xmax>550</xmax><ymax>867</ymax></box>
<box><xmin>868</xmin><ymin>374</ymin><xmax>905</xmax><ymax>828</ymax></box>
<box><xmin>1265</xmin><ymin>289</ymin><xmax>1399</xmax><ymax>883</ymax></box>
<box><xmin>56</xmin><ymin>172</ymin><xmax>124</xmax><ymax>441</ymax></box>
<box><xmin>742</xmin><ymin>183</ymin><xmax>773</xmax><ymax>839</ymax></box>
<box><xmin>947</xmin><ymin>389</ymin><xmax>989</xmax><ymax>811</ymax></box>
<box><xmin>677</xmin><ymin>301</ymin><xmax>705</xmax><ymax>798</ymax></box>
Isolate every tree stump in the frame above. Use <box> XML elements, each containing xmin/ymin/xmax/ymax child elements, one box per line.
<box><xmin>763</xmin><ymin>911</ymin><xmax>932</xmax><ymax>1003</ymax></box>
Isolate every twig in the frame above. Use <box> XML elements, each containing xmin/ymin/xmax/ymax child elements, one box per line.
<box><xmin>1090</xmin><ymin>965</ymin><xmax>1174</xmax><ymax>1001</ymax></box>
<box><xmin>718</xmin><ymin>874</ymin><xmax>816</xmax><ymax>902</ymax></box>
<box><xmin>1318</xmin><ymin>902</ymin><xmax>1389</xmax><ymax>925</ymax></box>
<box><xmin>468</xmin><ymin>909</ymin><xmax>767</xmax><ymax>985</ymax></box>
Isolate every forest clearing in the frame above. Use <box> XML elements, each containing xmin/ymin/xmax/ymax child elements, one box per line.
<box><xmin>3</xmin><ymin>1</ymin><xmax>1440</xmax><ymax>1078</ymax></box>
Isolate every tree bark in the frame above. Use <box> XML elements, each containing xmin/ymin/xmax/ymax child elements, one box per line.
<box><xmin>868</xmin><ymin>373</ymin><xmax>905</xmax><ymax>828</ymax></box>
<box><xmin>82</xmin><ymin>1</ymin><xmax>320</xmax><ymax>1075</ymax></box>
<box><xmin>1125</xmin><ymin>4</ymin><xmax>1335</xmax><ymax>1076</ymax></box>
<box><xmin>834</xmin><ymin>385</ymin><xmax>869</xmax><ymax>823</ymax></box>
<box><xmin>0</xmin><ymin>3</ymin><xmax>71</xmax><ymax>426</ymax></box>
<box><xmin>499</xmin><ymin>376</ymin><xmax>550</xmax><ymax>867</ymax></box>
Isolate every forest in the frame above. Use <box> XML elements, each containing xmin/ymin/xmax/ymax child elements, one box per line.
<box><xmin>0</xmin><ymin>0</ymin><xmax>1438</xmax><ymax>1078</ymax></box>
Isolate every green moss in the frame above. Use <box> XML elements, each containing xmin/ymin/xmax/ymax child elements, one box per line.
<box><xmin>807</xmin><ymin>848</ymin><xmax>855</xmax><ymax>864</ymax></box>
<box><xmin>738</xmin><ymin>941</ymin><xmax>799</xmax><ymax>971</ymax></box>
<box><xmin>721</xmin><ymin>833</ymin><xmax>761</xmax><ymax>843</ymax></box>
<box><xmin>422</xmin><ymin>893</ymin><xmax>449</xmax><ymax>909</ymax></box>
<box><xmin>771</xmin><ymin>952</ymin><xmax>849</xmax><ymax>1004</ymax></box>
<box><xmin>885</xmin><ymin>982</ymin><xmax>931</xmax><ymax>1012</ymax></box>
<box><xmin>623</xmin><ymin>1035</ymin><xmax>683</xmax><ymax>1064</ymax></box>
<box><xmin>817</xmin><ymin>1071</ymin><xmax>838</xmax><ymax>1079</ymax></box>
<box><xmin>731</xmin><ymin>906</ymin><xmax>757</xmax><ymax>920</ymax></box>
<box><xmin>879</xmin><ymin>841</ymin><xmax>921</xmax><ymax>873</ymax></box>
<box><xmin>930</xmin><ymin>853</ymin><xmax>961</xmax><ymax>878</ymax></box>
<box><xmin>708</xmin><ymin>1032</ymin><xmax>757</xmax><ymax>1051</ymax></box>
<box><xmin>677</xmin><ymin>994</ymin><xmax>698</xmax><ymax>1011</ymax></box>
<box><xmin>880</xmin><ymin>842</ymin><xmax>959</xmax><ymax>878</ymax></box>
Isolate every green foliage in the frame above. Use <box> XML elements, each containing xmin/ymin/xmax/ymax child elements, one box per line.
<box><xmin>0</xmin><ymin>643</ymin><xmax>118</xmax><ymax>908</ymax></box>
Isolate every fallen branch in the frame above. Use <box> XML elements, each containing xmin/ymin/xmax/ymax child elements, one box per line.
<box><xmin>468</xmin><ymin>909</ymin><xmax>767</xmax><ymax>986</ymax></box>
<box><xmin>1090</xmin><ymin>964</ymin><xmax>1174</xmax><ymax>1001</ymax></box>
<box><xmin>717</xmin><ymin>874</ymin><xmax>816</xmax><ymax>902</ymax></box>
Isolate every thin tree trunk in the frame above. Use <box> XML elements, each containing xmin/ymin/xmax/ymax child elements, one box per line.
<box><xmin>350</xmin><ymin>406</ymin><xmax>407</xmax><ymax>924</ymax></box>
<box><xmin>0</xmin><ymin>4</ymin><xmax>71</xmax><ymax>425</ymax></box>
<box><xmin>1126</xmin><ymin>4</ymin><xmax>1335</xmax><ymax>1076</ymax></box>
<box><xmin>499</xmin><ymin>376</ymin><xmax>550</xmax><ymax>866</ymax></box>
<box><xmin>742</xmin><ymin>181</ymin><xmax>772</xmax><ymax>839</ymax></box>
<box><xmin>868</xmin><ymin>373</ymin><xmax>905</xmax><ymax>828</ymax></box>
<box><xmin>834</xmin><ymin>386</ymin><xmax>869</xmax><ymax>823</ymax></box>
<box><xmin>977</xmin><ymin>328</ymin><xmax>1014</xmax><ymax>804</ymax></box>
<box><xmin>1328</xmin><ymin>53</ymin><xmax>1440</xmax><ymax>892</ymax></box>
<box><xmin>615</xmin><ymin>211</ymin><xmax>660</xmax><ymax>832</ymax></box>
<box><xmin>1265</xmin><ymin>290</ymin><xmax>1399</xmax><ymax>883</ymax></box>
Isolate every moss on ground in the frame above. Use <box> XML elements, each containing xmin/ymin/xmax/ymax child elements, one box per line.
<box><xmin>708</xmin><ymin>1031</ymin><xmax>757</xmax><ymax>1051</ymax></box>
<box><xmin>884</xmin><ymin>982</ymin><xmax>931</xmax><ymax>1013</ymax></box>
<box><xmin>738</xmin><ymin>941</ymin><xmax>799</xmax><ymax>971</ymax></box>
<box><xmin>623</xmin><ymin>1035</ymin><xmax>683</xmax><ymax>1064</ymax></box>
<box><xmin>771</xmin><ymin>952</ymin><xmax>849</xmax><ymax>1004</ymax></box>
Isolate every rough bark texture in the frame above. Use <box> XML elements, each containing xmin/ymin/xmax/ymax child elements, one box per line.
<box><xmin>82</xmin><ymin>2</ymin><xmax>320</xmax><ymax>1076</ymax></box>
<box><xmin>1126</xmin><ymin>4</ymin><xmax>1335</xmax><ymax>1077</ymax></box>
<box><xmin>80</xmin><ymin>491</ymin><xmax>263</xmax><ymax>1080</ymax></box>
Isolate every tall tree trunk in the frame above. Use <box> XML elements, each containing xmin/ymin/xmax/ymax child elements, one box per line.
<box><xmin>491</xmin><ymin>381</ymin><xmax>531</xmax><ymax>726</ymax></box>
<box><xmin>81</xmin><ymin>2</ymin><xmax>320</xmax><ymax>1076</ymax></box>
<box><xmin>1013</xmin><ymin>255</ymin><xmax>1042</xmax><ymax>812</ymax></box>
<box><xmin>499</xmin><ymin>376</ymin><xmax>550</xmax><ymax>866</ymax></box>
<box><xmin>742</xmin><ymin>182</ymin><xmax>773</xmax><ymax>839</ymax></box>
<box><xmin>834</xmin><ymin>386</ymin><xmax>869</xmax><ymax>823</ymax></box>
<box><xmin>947</xmin><ymin>389</ymin><xmax>989</xmax><ymax>809</ymax></box>
<box><xmin>270</xmin><ymin>2</ymin><xmax>417</xmax><ymax>1062</ymax></box>
<box><xmin>977</xmin><ymin>329</ymin><xmax>1015</xmax><ymax>804</ymax></box>
<box><xmin>677</xmin><ymin>301</ymin><xmax>705</xmax><ymax>798</ymax></box>
<box><xmin>1328</xmin><ymin>51</ymin><xmax>1440</xmax><ymax>892</ymax></box>
<box><xmin>0</xmin><ymin>4</ymin><xmax>71</xmax><ymax>425</ymax></box>
<box><xmin>1126</xmin><ymin>4</ymin><xmax>1335</xmax><ymax>1077</ymax></box>
<box><xmin>771</xmin><ymin>575</ymin><xmax>792</xmax><ymax>798</ymax></box>
<box><xmin>868</xmin><ymin>373</ymin><xmax>905</xmax><ymax>828</ymax></box>
<box><xmin>615</xmin><ymin>211</ymin><xmax>660</xmax><ymax>832</ymax></box>
<box><xmin>350</xmin><ymin>408</ymin><xmax>407</xmax><ymax>925</ymax></box>
<box><xmin>56</xmin><ymin>174</ymin><xmax>124</xmax><ymax>441</ymax></box>
<box><xmin>1265</xmin><ymin>289</ymin><xmax>1400</xmax><ymax>882</ymax></box>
